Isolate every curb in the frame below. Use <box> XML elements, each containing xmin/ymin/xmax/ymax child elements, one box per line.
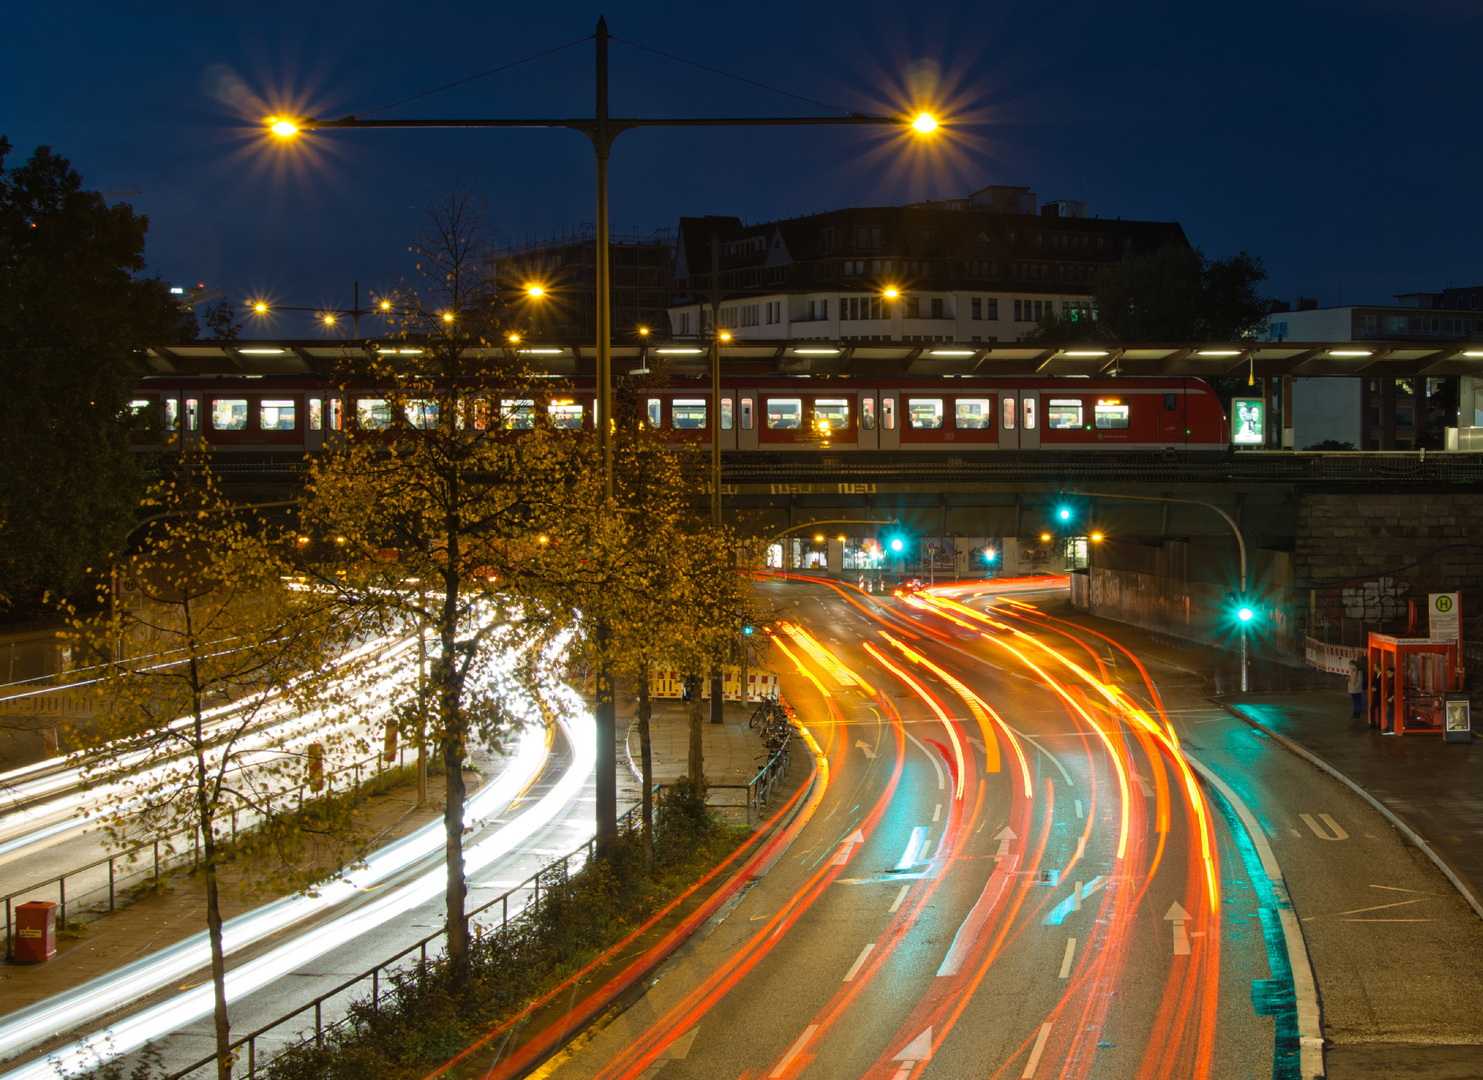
<box><xmin>1214</xmin><ymin>699</ymin><xmax>1483</xmax><ymax>924</ymax></box>
<box><xmin>1181</xmin><ymin>749</ymin><xmax>1325</xmax><ymax>1079</ymax></box>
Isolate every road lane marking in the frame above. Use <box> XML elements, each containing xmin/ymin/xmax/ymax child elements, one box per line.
<box><xmin>843</xmin><ymin>942</ymin><xmax>876</xmax><ymax>981</ymax></box>
<box><xmin>1022</xmin><ymin>1022</ymin><xmax>1053</xmax><ymax>1077</ymax></box>
<box><xmin>1043</xmin><ymin>875</ymin><xmax>1107</xmax><ymax>924</ymax></box>
<box><xmin>1074</xmin><ymin>799</ymin><xmax>1083</xmax><ymax>819</ymax></box>
<box><xmin>770</xmin><ymin>1024</ymin><xmax>819</xmax><ymax>1078</ymax></box>
<box><xmin>659</xmin><ymin>1027</ymin><xmax>699</xmax><ymax>1060</ymax></box>
<box><xmin>1009</xmin><ymin>726</ymin><xmax>1075</xmax><ymax>785</ymax></box>
<box><xmin>1076</xmin><ymin>835</ymin><xmax>1085</xmax><ymax>859</ymax></box>
<box><xmin>902</xmin><ymin>728</ymin><xmax>947</xmax><ymax>790</ymax></box>
<box><xmin>938</xmin><ymin>870</ymin><xmax>1012</xmax><ymax>976</ymax></box>
<box><xmin>1058</xmin><ymin>937</ymin><xmax>1076</xmax><ymax>978</ymax></box>
<box><xmin>1165</xmin><ymin>901</ymin><xmax>1191</xmax><ymax>955</ymax></box>
<box><xmin>1334</xmin><ymin>898</ymin><xmax>1427</xmax><ymax>916</ymax></box>
<box><xmin>1300</xmin><ymin>813</ymin><xmax>1348</xmax><ymax>841</ymax></box>
<box><xmin>894</xmin><ymin>826</ymin><xmax>928</xmax><ymax>871</ymax></box>
<box><xmin>993</xmin><ymin>825</ymin><xmax>1018</xmax><ymax>859</ymax></box>
<box><xmin>892</xmin><ymin>1026</ymin><xmax>933</xmax><ymax>1078</ymax></box>
<box><xmin>830</xmin><ymin>829</ymin><xmax>866</xmax><ymax>866</ymax></box>
<box><xmin>890</xmin><ymin>884</ymin><xmax>911</xmax><ymax>912</ymax></box>
<box><xmin>856</xmin><ymin>740</ymin><xmax>876</xmax><ymax>760</ymax></box>
<box><xmin>1072</xmin><ymin>880</ymin><xmax>1082</xmax><ymax>911</ymax></box>
<box><xmin>933</xmin><ymin>803</ymin><xmax>942</xmax><ymax>822</ymax></box>
<box><xmin>1370</xmin><ymin>884</ymin><xmax>1434</xmax><ymax>894</ymax></box>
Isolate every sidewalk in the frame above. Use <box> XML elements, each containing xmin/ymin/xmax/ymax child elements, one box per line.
<box><xmin>1035</xmin><ymin>596</ymin><xmax>1483</xmax><ymax>913</ymax></box>
<box><xmin>618</xmin><ymin>700</ymin><xmax>776</xmax><ymax>824</ymax></box>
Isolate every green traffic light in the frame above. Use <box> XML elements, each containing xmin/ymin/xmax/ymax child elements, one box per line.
<box><xmin>1237</xmin><ymin>605</ymin><xmax>1255</xmax><ymax>623</ymax></box>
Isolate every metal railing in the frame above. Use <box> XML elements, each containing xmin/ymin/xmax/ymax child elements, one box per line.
<box><xmin>161</xmin><ymin>801</ymin><xmax>644</xmax><ymax>1080</ymax></box>
<box><xmin>2</xmin><ymin>747</ymin><xmax>409</xmax><ymax>959</ymax></box>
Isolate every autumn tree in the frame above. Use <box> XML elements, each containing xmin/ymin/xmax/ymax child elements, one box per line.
<box><xmin>300</xmin><ymin>185</ymin><xmax>594</xmax><ymax>979</ymax></box>
<box><xmin>62</xmin><ymin>466</ymin><xmax>368</xmax><ymax>1080</ymax></box>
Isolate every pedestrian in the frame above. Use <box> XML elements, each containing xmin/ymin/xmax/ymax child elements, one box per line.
<box><xmin>1346</xmin><ymin>659</ymin><xmax>1365</xmax><ymax>719</ymax></box>
<box><xmin>1369</xmin><ymin>664</ymin><xmax>1383</xmax><ymax>729</ymax></box>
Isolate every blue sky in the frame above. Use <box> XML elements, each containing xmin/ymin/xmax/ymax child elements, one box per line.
<box><xmin>4</xmin><ymin>0</ymin><xmax>1479</xmax><ymax>335</ymax></box>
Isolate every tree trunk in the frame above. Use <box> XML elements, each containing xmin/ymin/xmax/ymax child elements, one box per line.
<box><xmin>441</xmin><ymin>721</ymin><xmax>469</xmax><ymax>978</ymax></box>
<box><xmin>595</xmin><ymin>652</ymin><xmax>618</xmax><ymax>848</ymax></box>
<box><xmin>638</xmin><ymin>674</ymin><xmax>653</xmax><ymax>868</ymax></box>
<box><xmin>687</xmin><ymin>673</ymin><xmax>705</xmax><ymax>784</ymax></box>
<box><xmin>198</xmin><ymin>792</ymin><xmax>231</xmax><ymax>1078</ymax></box>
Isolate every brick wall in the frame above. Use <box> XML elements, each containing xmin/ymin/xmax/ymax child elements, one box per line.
<box><xmin>1296</xmin><ymin>493</ymin><xmax>1483</xmax><ymax>638</ymax></box>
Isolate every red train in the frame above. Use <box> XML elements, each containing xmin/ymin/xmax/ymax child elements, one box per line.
<box><xmin>127</xmin><ymin>376</ymin><xmax>1230</xmax><ymax>453</ymax></box>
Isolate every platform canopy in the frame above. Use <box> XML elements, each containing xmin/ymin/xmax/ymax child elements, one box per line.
<box><xmin>143</xmin><ymin>340</ymin><xmax>1483</xmax><ymax>379</ymax></box>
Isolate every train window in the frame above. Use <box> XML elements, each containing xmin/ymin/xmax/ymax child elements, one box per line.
<box><xmin>501</xmin><ymin>399</ymin><xmax>535</xmax><ymax>430</ymax></box>
<box><xmin>1047</xmin><ymin>399</ymin><xmax>1083</xmax><ymax>429</ymax></box>
<box><xmin>767</xmin><ymin>398</ymin><xmax>803</xmax><ymax>429</ymax></box>
<box><xmin>955</xmin><ymin>398</ymin><xmax>993</xmax><ymax>429</ymax></box>
<box><xmin>673</xmin><ymin>399</ymin><xmax>708</xmax><ymax>430</ymax></box>
<box><xmin>741</xmin><ymin>397</ymin><xmax>754</xmax><ymax>430</ymax></box>
<box><xmin>457</xmin><ymin>395</ymin><xmax>491</xmax><ymax>431</ymax></box>
<box><xmin>1094</xmin><ymin>399</ymin><xmax>1130</xmax><ymax>429</ymax></box>
<box><xmin>647</xmin><ymin>398</ymin><xmax>663</xmax><ymax>428</ymax></box>
<box><xmin>1164</xmin><ymin>393</ymin><xmax>1178</xmax><ymax>412</ymax></box>
<box><xmin>327</xmin><ymin>397</ymin><xmax>342</xmax><ymax>431</ymax></box>
<box><xmin>212</xmin><ymin>399</ymin><xmax>248</xmax><ymax>431</ymax></box>
<box><xmin>721</xmin><ymin>397</ymin><xmax>733</xmax><ymax>431</ymax></box>
<box><xmin>405</xmin><ymin>399</ymin><xmax>438</xmax><ymax>430</ymax></box>
<box><xmin>308</xmin><ymin>398</ymin><xmax>323</xmax><ymax>431</ymax></box>
<box><xmin>882</xmin><ymin>397</ymin><xmax>896</xmax><ymax>430</ymax></box>
<box><xmin>260</xmin><ymin>399</ymin><xmax>297</xmax><ymax>431</ymax></box>
<box><xmin>549</xmin><ymin>400</ymin><xmax>584</xmax><ymax>429</ymax></box>
<box><xmin>357</xmin><ymin>398</ymin><xmax>392</xmax><ymax>431</ymax></box>
<box><xmin>1002</xmin><ymin>396</ymin><xmax>1016</xmax><ymax>430</ymax></box>
<box><xmin>1023</xmin><ymin>397</ymin><xmax>1037</xmax><ymax>430</ymax></box>
<box><xmin>907</xmin><ymin>399</ymin><xmax>943</xmax><ymax>429</ymax></box>
<box><xmin>815</xmin><ymin>398</ymin><xmax>850</xmax><ymax>434</ymax></box>
<box><xmin>185</xmin><ymin>398</ymin><xmax>199</xmax><ymax>432</ymax></box>
<box><xmin>164</xmin><ymin>398</ymin><xmax>180</xmax><ymax>430</ymax></box>
<box><xmin>861</xmin><ymin>397</ymin><xmax>876</xmax><ymax>430</ymax></box>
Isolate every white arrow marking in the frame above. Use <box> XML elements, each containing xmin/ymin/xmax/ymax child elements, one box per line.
<box><xmin>1166</xmin><ymin>900</ymin><xmax>1192</xmax><ymax>955</ymax></box>
<box><xmin>894</xmin><ymin>1027</ymin><xmax>933</xmax><ymax>1062</ymax></box>
<box><xmin>895</xmin><ymin>826</ymin><xmax>928</xmax><ymax>871</ymax></box>
<box><xmin>994</xmin><ymin>825</ymin><xmax>1018</xmax><ymax>859</ymax></box>
<box><xmin>770</xmin><ymin>1024</ymin><xmax>818</xmax><ymax>1077</ymax></box>
<box><xmin>1131</xmin><ymin>771</ymin><xmax>1155</xmax><ymax>797</ymax></box>
<box><xmin>831</xmin><ymin>829</ymin><xmax>867</xmax><ymax>866</ymax></box>
<box><xmin>1300</xmin><ymin>813</ymin><xmax>1349</xmax><ymax>841</ymax></box>
<box><xmin>856</xmin><ymin>740</ymin><xmax>876</xmax><ymax>760</ymax></box>
<box><xmin>659</xmin><ymin>1026</ymin><xmax>700</xmax><ymax>1060</ymax></box>
<box><xmin>1022</xmin><ymin>1022</ymin><xmax>1053</xmax><ymax>1077</ymax></box>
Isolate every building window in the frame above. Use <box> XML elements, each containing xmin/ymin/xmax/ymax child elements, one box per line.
<box><xmin>855</xmin><ymin>226</ymin><xmax>883</xmax><ymax>250</ymax></box>
<box><xmin>842</xmin><ymin>296</ymin><xmax>885</xmax><ymax>321</ymax></box>
<box><xmin>1395</xmin><ymin>406</ymin><xmax>1415</xmax><ymax>428</ymax></box>
<box><xmin>907</xmin><ymin>398</ymin><xmax>943</xmax><ymax>429</ymax></box>
<box><xmin>931</xmin><ymin>298</ymin><xmax>944</xmax><ymax>319</ymax></box>
<box><xmin>971</xmin><ymin>297</ymin><xmax>981</xmax><ymax>319</ymax></box>
<box><xmin>212</xmin><ymin>398</ymin><xmax>249</xmax><ymax>431</ymax></box>
<box><xmin>907</xmin><ymin>296</ymin><xmax>921</xmax><ymax>318</ymax></box>
<box><xmin>1047</xmin><ymin>398</ymin><xmax>1083</xmax><ymax>429</ymax></box>
<box><xmin>678</xmin><ymin>312</ymin><xmax>691</xmax><ymax>335</ymax></box>
<box><xmin>985</xmin><ymin>298</ymin><xmax>999</xmax><ymax>320</ymax></box>
<box><xmin>842</xmin><ymin>260</ymin><xmax>864</xmax><ymax>275</ymax></box>
<box><xmin>955</xmin><ymin>398</ymin><xmax>993</xmax><ymax>429</ymax></box>
<box><xmin>185</xmin><ymin>397</ymin><xmax>199</xmax><ymax>431</ymax></box>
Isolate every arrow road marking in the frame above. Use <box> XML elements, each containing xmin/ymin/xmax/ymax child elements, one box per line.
<box><xmin>1022</xmin><ymin>1022</ymin><xmax>1053</xmax><ymax>1078</ymax></box>
<box><xmin>830</xmin><ymin>829</ymin><xmax>866</xmax><ymax>866</ymax></box>
<box><xmin>856</xmin><ymin>740</ymin><xmax>876</xmax><ymax>760</ymax></box>
<box><xmin>1300</xmin><ymin>813</ymin><xmax>1348</xmax><ymax>841</ymax></box>
<box><xmin>894</xmin><ymin>826</ymin><xmax>928</xmax><ymax>871</ymax></box>
<box><xmin>891</xmin><ymin>1027</ymin><xmax>933</xmax><ymax>1079</ymax></box>
<box><xmin>1166</xmin><ymin>900</ymin><xmax>1191</xmax><ymax>955</ymax></box>
<box><xmin>994</xmin><ymin>825</ymin><xmax>1018</xmax><ymax>859</ymax></box>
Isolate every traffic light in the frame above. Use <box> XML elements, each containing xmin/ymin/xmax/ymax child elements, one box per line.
<box><xmin>889</xmin><ymin>537</ymin><xmax>905</xmax><ymax>554</ymax></box>
<box><xmin>1237</xmin><ymin>605</ymin><xmax>1256</xmax><ymax>624</ymax></box>
<box><xmin>1057</xmin><ymin>506</ymin><xmax>1073</xmax><ymax>523</ymax></box>
<box><xmin>742</xmin><ymin>624</ymin><xmax>755</xmax><ymax>635</ymax></box>
<box><xmin>1228</xmin><ymin>594</ymin><xmax>1258</xmax><ymax>627</ymax></box>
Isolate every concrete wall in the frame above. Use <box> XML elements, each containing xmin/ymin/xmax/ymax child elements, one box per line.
<box><xmin>1295</xmin><ymin>493</ymin><xmax>1483</xmax><ymax>640</ymax></box>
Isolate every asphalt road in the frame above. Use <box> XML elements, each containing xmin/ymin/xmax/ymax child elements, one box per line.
<box><xmin>541</xmin><ymin>579</ymin><xmax>1483</xmax><ymax>1080</ymax></box>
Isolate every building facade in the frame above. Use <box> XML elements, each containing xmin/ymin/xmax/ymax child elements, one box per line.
<box><xmin>1267</xmin><ymin>296</ymin><xmax>1482</xmax><ymax>450</ymax></box>
<box><xmin>665</xmin><ymin>187</ymin><xmax>1188</xmax><ymax>344</ymax></box>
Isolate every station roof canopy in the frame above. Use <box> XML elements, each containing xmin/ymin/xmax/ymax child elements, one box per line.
<box><xmin>142</xmin><ymin>340</ymin><xmax>1483</xmax><ymax>379</ymax></box>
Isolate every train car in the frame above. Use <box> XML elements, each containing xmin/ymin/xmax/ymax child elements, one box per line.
<box><xmin>130</xmin><ymin>375</ymin><xmax>1229</xmax><ymax>454</ymax></box>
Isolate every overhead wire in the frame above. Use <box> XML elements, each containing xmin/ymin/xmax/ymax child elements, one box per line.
<box><xmin>612</xmin><ymin>35</ymin><xmax>861</xmax><ymax>116</ymax></box>
<box><xmin>352</xmin><ymin>35</ymin><xmax>593</xmax><ymax>119</ymax></box>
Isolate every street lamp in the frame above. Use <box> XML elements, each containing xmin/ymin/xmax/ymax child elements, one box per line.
<box><xmin>268</xmin><ymin>16</ymin><xmax>939</xmax><ymax>507</ymax></box>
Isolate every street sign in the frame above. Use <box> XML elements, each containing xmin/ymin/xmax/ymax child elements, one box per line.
<box><xmin>1231</xmin><ymin>398</ymin><xmax>1265</xmax><ymax>446</ymax></box>
<box><xmin>1429</xmin><ymin>592</ymin><xmax>1460</xmax><ymax>641</ymax></box>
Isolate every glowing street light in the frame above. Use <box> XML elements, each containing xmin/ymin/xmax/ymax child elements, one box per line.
<box><xmin>252</xmin><ymin>302</ymin><xmax>268</xmax><ymax>314</ymax></box>
<box><xmin>1237</xmin><ymin>604</ymin><xmax>1256</xmax><ymax>624</ymax></box>
<box><xmin>526</xmin><ymin>284</ymin><xmax>545</xmax><ymax>298</ymax></box>
<box><xmin>911</xmin><ymin>112</ymin><xmax>939</xmax><ymax>134</ymax></box>
<box><xmin>380</xmin><ymin>300</ymin><xmax>392</xmax><ymax>311</ymax></box>
<box><xmin>268</xmin><ymin>117</ymin><xmax>299</xmax><ymax>138</ymax></box>
<box><xmin>882</xmin><ymin>287</ymin><xmax>900</xmax><ymax>299</ymax></box>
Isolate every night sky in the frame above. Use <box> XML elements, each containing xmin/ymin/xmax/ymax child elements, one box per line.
<box><xmin>4</xmin><ymin>0</ymin><xmax>1479</xmax><ymax>338</ymax></box>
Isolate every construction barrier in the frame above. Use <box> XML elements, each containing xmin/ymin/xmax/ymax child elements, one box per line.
<box><xmin>648</xmin><ymin>665</ymin><xmax>779</xmax><ymax>702</ymax></box>
<box><xmin>1304</xmin><ymin>636</ymin><xmax>1364</xmax><ymax>675</ymax></box>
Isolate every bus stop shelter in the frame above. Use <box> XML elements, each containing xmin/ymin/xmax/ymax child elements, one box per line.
<box><xmin>1368</xmin><ymin>633</ymin><xmax>1459</xmax><ymax>735</ymax></box>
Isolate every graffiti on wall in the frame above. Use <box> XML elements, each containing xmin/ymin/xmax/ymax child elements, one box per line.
<box><xmin>1340</xmin><ymin>576</ymin><xmax>1410</xmax><ymax>621</ymax></box>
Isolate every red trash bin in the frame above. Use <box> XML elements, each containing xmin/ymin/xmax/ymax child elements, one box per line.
<box><xmin>14</xmin><ymin>901</ymin><xmax>57</xmax><ymax>962</ymax></box>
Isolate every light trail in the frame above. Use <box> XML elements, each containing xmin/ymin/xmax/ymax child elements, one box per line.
<box><xmin>0</xmin><ymin>631</ymin><xmax>583</xmax><ymax>1078</ymax></box>
<box><xmin>779</xmin><ymin>622</ymin><xmax>876</xmax><ymax>696</ymax></box>
<box><xmin>860</xmin><ymin>641</ymin><xmax>964</xmax><ymax>800</ymax></box>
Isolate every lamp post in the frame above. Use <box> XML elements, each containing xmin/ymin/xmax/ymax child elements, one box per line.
<box><xmin>269</xmin><ymin>19</ymin><xmax>939</xmax><ymax>842</ymax></box>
